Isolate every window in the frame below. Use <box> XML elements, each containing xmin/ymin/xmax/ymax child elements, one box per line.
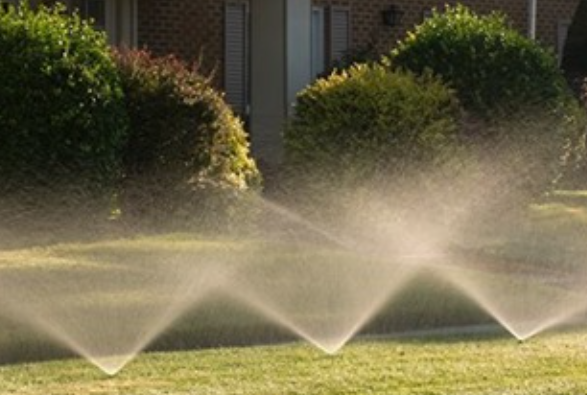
<box><xmin>311</xmin><ymin>6</ymin><xmax>325</xmax><ymax>78</ymax></box>
<box><xmin>80</xmin><ymin>0</ymin><xmax>137</xmax><ymax>47</ymax></box>
<box><xmin>225</xmin><ymin>1</ymin><xmax>250</xmax><ymax>116</ymax></box>
<box><xmin>329</xmin><ymin>6</ymin><xmax>350</xmax><ymax>65</ymax></box>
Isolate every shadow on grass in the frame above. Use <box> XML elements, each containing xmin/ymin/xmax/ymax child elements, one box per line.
<box><xmin>0</xmin><ymin>275</ymin><xmax>504</xmax><ymax>366</ymax></box>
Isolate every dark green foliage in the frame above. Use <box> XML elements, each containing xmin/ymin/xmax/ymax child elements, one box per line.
<box><xmin>285</xmin><ymin>63</ymin><xmax>461</xmax><ymax>189</ymax></box>
<box><xmin>391</xmin><ymin>5</ymin><xmax>567</xmax><ymax>115</ymax></box>
<box><xmin>114</xmin><ymin>50</ymin><xmax>260</xmax><ymax>228</ymax></box>
<box><xmin>457</xmin><ymin>104</ymin><xmax>585</xmax><ymax>209</ymax></box>
<box><xmin>391</xmin><ymin>5</ymin><xmax>587</xmax><ymax>197</ymax></box>
<box><xmin>0</xmin><ymin>3</ymin><xmax>127</xmax><ymax>224</ymax></box>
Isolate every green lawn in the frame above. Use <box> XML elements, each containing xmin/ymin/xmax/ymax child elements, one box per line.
<box><xmin>0</xmin><ymin>235</ymin><xmax>497</xmax><ymax>366</ymax></box>
<box><xmin>1</xmin><ymin>331</ymin><xmax>587</xmax><ymax>394</ymax></box>
<box><xmin>0</xmin><ymin>192</ymin><xmax>586</xmax><ymax>393</ymax></box>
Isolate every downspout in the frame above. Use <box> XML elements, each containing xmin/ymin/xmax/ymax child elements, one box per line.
<box><xmin>528</xmin><ymin>0</ymin><xmax>537</xmax><ymax>39</ymax></box>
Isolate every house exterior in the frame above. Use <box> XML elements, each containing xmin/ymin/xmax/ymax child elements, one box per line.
<box><xmin>4</xmin><ymin>0</ymin><xmax>583</xmax><ymax>165</ymax></box>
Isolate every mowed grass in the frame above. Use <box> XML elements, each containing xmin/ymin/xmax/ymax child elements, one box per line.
<box><xmin>2</xmin><ymin>331</ymin><xmax>587</xmax><ymax>394</ymax></box>
<box><xmin>0</xmin><ymin>191</ymin><xmax>587</xmax><ymax>393</ymax></box>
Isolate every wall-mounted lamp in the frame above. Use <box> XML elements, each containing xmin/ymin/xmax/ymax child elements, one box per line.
<box><xmin>382</xmin><ymin>5</ymin><xmax>404</xmax><ymax>27</ymax></box>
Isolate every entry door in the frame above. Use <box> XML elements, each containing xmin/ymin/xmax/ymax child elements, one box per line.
<box><xmin>225</xmin><ymin>1</ymin><xmax>250</xmax><ymax>117</ymax></box>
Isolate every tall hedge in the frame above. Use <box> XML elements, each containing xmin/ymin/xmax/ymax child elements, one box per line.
<box><xmin>0</xmin><ymin>3</ymin><xmax>127</xmax><ymax>226</ymax></box>
<box><xmin>114</xmin><ymin>50</ymin><xmax>260</xmax><ymax>228</ymax></box>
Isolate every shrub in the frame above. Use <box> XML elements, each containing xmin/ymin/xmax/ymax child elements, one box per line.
<box><xmin>391</xmin><ymin>5</ymin><xmax>587</xmax><ymax>198</ymax></box>
<box><xmin>114</xmin><ymin>50</ymin><xmax>261</xmax><ymax>229</ymax></box>
<box><xmin>391</xmin><ymin>4</ymin><xmax>568</xmax><ymax>116</ymax></box>
<box><xmin>285</xmin><ymin>63</ymin><xmax>461</xmax><ymax>192</ymax></box>
<box><xmin>0</xmin><ymin>3</ymin><xmax>127</xmax><ymax>227</ymax></box>
<box><xmin>457</xmin><ymin>104</ymin><xmax>585</xmax><ymax>209</ymax></box>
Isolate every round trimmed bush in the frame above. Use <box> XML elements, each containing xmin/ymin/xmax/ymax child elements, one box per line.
<box><xmin>391</xmin><ymin>5</ymin><xmax>568</xmax><ymax>115</ymax></box>
<box><xmin>114</xmin><ymin>50</ymin><xmax>261</xmax><ymax>228</ymax></box>
<box><xmin>285</xmin><ymin>63</ymin><xmax>461</xmax><ymax>189</ymax></box>
<box><xmin>391</xmin><ymin>5</ymin><xmax>586</xmax><ymax>197</ymax></box>
<box><xmin>0</xmin><ymin>4</ymin><xmax>127</xmax><ymax>226</ymax></box>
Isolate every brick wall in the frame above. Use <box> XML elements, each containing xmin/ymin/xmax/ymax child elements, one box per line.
<box><xmin>313</xmin><ymin>0</ymin><xmax>580</xmax><ymax>57</ymax></box>
<box><xmin>65</xmin><ymin>0</ymin><xmax>581</xmax><ymax>91</ymax></box>
<box><xmin>66</xmin><ymin>0</ymin><xmax>226</xmax><ymax>78</ymax></box>
<box><xmin>138</xmin><ymin>0</ymin><xmax>225</xmax><ymax>85</ymax></box>
<box><xmin>132</xmin><ymin>0</ymin><xmax>580</xmax><ymax>91</ymax></box>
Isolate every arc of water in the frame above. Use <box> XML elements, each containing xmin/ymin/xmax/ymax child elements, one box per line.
<box><xmin>0</xmin><ymin>247</ymin><xmax>233</xmax><ymax>375</ymax></box>
<box><xmin>433</xmin><ymin>264</ymin><xmax>587</xmax><ymax>341</ymax></box>
<box><xmin>226</xmin><ymin>263</ymin><xmax>417</xmax><ymax>354</ymax></box>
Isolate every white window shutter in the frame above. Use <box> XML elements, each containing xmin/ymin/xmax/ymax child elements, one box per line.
<box><xmin>225</xmin><ymin>1</ymin><xmax>249</xmax><ymax>116</ymax></box>
<box><xmin>329</xmin><ymin>6</ymin><xmax>350</xmax><ymax>65</ymax></box>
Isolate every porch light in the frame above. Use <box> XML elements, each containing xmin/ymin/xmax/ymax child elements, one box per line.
<box><xmin>382</xmin><ymin>5</ymin><xmax>404</xmax><ymax>27</ymax></box>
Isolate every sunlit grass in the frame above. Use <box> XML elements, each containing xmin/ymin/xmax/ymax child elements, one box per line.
<box><xmin>2</xmin><ymin>331</ymin><xmax>587</xmax><ymax>394</ymax></box>
<box><xmin>0</xmin><ymin>191</ymin><xmax>586</xmax><ymax>393</ymax></box>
